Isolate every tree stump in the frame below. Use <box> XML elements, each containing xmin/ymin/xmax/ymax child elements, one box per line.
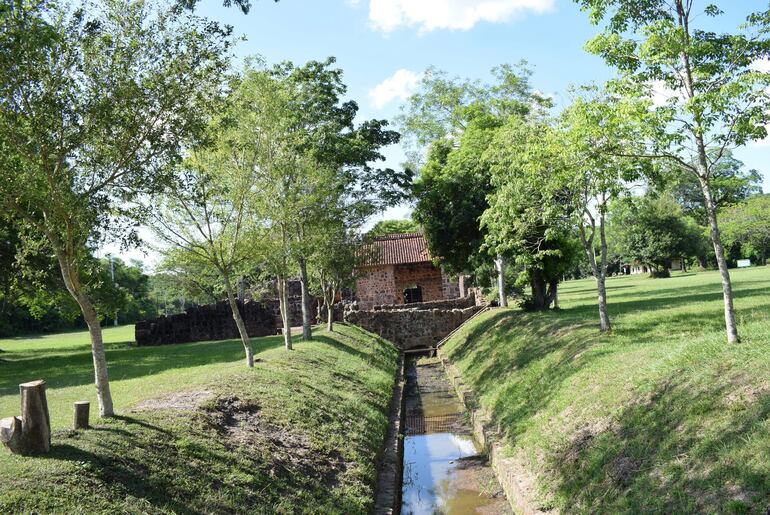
<box><xmin>73</xmin><ymin>401</ymin><xmax>90</xmax><ymax>430</ymax></box>
<box><xmin>0</xmin><ymin>380</ymin><xmax>51</xmax><ymax>455</ymax></box>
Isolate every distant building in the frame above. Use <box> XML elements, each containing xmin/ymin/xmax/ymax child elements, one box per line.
<box><xmin>621</xmin><ymin>258</ymin><xmax>684</xmax><ymax>275</ymax></box>
<box><xmin>354</xmin><ymin>233</ymin><xmax>460</xmax><ymax>309</ymax></box>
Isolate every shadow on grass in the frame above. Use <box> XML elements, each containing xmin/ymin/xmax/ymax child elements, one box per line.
<box><xmin>43</xmin><ymin>415</ymin><xmax>281</xmax><ymax>514</ymax></box>
<box><xmin>0</xmin><ymin>335</ymin><xmax>286</xmax><ymax>396</ymax></box>
<box><xmin>550</xmin><ymin>375</ymin><xmax>770</xmax><ymax>513</ymax></box>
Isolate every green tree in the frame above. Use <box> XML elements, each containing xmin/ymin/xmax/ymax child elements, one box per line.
<box><xmin>720</xmin><ymin>195</ymin><xmax>770</xmax><ymax>266</ymax></box>
<box><xmin>481</xmin><ymin>119</ymin><xmax>581</xmax><ymax>311</ymax></box>
<box><xmin>228</xmin><ymin>58</ymin><xmax>404</xmax><ymax>344</ymax></box>
<box><xmin>366</xmin><ymin>219</ymin><xmax>420</xmax><ymax>237</ymax></box>
<box><xmin>312</xmin><ymin>225</ymin><xmax>360</xmax><ymax>332</ymax></box>
<box><xmin>0</xmin><ymin>0</ymin><xmax>231</xmax><ymax>415</ymax></box>
<box><xmin>495</xmin><ymin>92</ymin><xmax>644</xmax><ymax>329</ymax></box>
<box><xmin>405</xmin><ymin>64</ymin><xmax>548</xmax><ymax>306</ymax></box>
<box><xmin>575</xmin><ymin>0</ymin><xmax>770</xmax><ymax>342</ymax></box>
<box><xmin>151</xmin><ymin>161</ymin><xmax>257</xmax><ymax>368</ymax></box>
<box><xmin>608</xmin><ymin>194</ymin><xmax>703</xmax><ymax>277</ymax></box>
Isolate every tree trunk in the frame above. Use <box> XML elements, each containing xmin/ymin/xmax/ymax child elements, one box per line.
<box><xmin>579</xmin><ymin>213</ymin><xmax>611</xmax><ymax>332</ymax></box>
<box><xmin>675</xmin><ymin>0</ymin><xmax>739</xmax><ymax>344</ymax></box>
<box><xmin>50</xmin><ymin>243</ymin><xmax>113</xmax><ymax>417</ymax></box>
<box><xmin>529</xmin><ymin>271</ymin><xmax>548</xmax><ymax>310</ymax></box>
<box><xmin>223</xmin><ymin>273</ymin><xmax>254</xmax><ymax>368</ymax></box>
<box><xmin>0</xmin><ymin>380</ymin><xmax>51</xmax><ymax>455</ymax></box>
<box><xmin>73</xmin><ymin>401</ymin><xmax>90</xmax><ymax>430</ymax></box>
<box><xmin>277</xmin><ymin>277</ymin><xmax>292</xmax><ymax>350</ymax></box>
<box><xmin>326</xmin><ymin>291</ymin><xmax>335</xmax><ymax>332</ymax></box>
<box><xmin>297</xmin><ymin>257</ymin><xmax>312</xmax><ymax>341</ymax></box>
<box><xmin>697</xmin><ymin>173</ymin><xmax>740</xmax><ymax>343</ymax></box>
<box><xmin>495</xmin><ymin>254</ymin><xmax>508</xmax><ymax>307</ymax></box>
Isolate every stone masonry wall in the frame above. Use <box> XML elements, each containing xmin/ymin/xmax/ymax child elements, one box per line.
<box><xmin>393</xmin><ymin>262</ymin><xmax>444</xmax><ymax>304</ymax></box>
<box><xmin>356</xmin><ymin>265</ymin><xmax>397</xmax><ymax>309</ymax></box>
<box><xmin>344</xmin><ymin>302</ymin><xmax>483</xmax><ymax>350</ymax></box>
<box><xmin>135</xmin><ymin>300</ymin><xmax>276</xmax><ymax>346</ymax></box>
<box><xmin>356</xmin><ymin>262</ymin><xmax>461</xmax><ymax>310</ymax></box>
<box><xmin>372</xmin><ymin>292</ymin><xmax>477</xmax><ymax>311</ymax></box>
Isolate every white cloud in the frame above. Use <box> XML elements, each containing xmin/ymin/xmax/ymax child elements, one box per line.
<box><xmin>750</xmin><ymin>58</ymin><xmax>770</xmax><ymax>73</ymax></box>
<box><xmin>648</xmin><ymin>80</ymin><xmax>685</xmax><ymax>107</ymax></box>
<box><xmin>367</xmin><ymin>0</ymin><xmax>555</xmax><ymax>33</ymax></box>
<box><xmin>369</xmin><ymin>69</ymin><xmax>422</xmax><ymax>109</ymax></box>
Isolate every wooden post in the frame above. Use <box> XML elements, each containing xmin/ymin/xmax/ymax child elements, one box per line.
<box><xmin>73</xmin><ymin>401</ymin><xmax>90</xmax><ymax>430</ymax></box>
<box><xmin>0</xmin><ymin>380</ymin><xmax>51</xmax><ymax>455</ymax></box>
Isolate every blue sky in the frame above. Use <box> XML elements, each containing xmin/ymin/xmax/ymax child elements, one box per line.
<box><xmin>199</xmin><ymin>0</ymin><xmax>769</xmax><ymax>196</ymax></box>
<box><xmin>108</xmin><ymin>0</ymin><xmax>770</xmax><ymax>265</ymax></box>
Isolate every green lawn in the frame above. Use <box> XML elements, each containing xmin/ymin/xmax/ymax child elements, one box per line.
<box><xmin>442</xmin><ymin>266</ymin><xmax>770</xmax><ymax>514</ymax></box>
<box><xmin>0</xmin><ymin>325</ymin><xmax>398</xmax><ymax>513</ymax></box>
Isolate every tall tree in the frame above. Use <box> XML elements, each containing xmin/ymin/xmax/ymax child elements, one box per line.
<box><xmin>151</xmin><ymin>164</ymin><xmax>257</xmax><ymax>368</ymax></box>
<box><xmin>228</xmin><ymin>58</ymin><xmax>404</xmax><ymax>343</ymax></box>
<box><xmin>575</xmin><ymin>0</ymin><xmax>770</xmax><ymax>342</ymax></box>
<box><xmin>404</xmin><ymin>64</ymin><xmax>548</xmax><ymax>304</ymax></box>
<box><xmin>0</xmin><ymin>0</ymin><xmax>231</xmax><ymax>415</ymax></box>
<box><xmin>481</xmin><ymin>119</ymin><xmax>581</xmax><ymax>311</ymax></box>
<box><xmin>556</xmin><ymin>93</ymin><xmax>645</xmax><ymax>331</ymax></box>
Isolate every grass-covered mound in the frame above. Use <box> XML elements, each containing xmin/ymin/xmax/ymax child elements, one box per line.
<box><xmin>442</xmin><ymin>267</ymin><xmax>770</xmax><ymax>513</ymax></box>
<box><xmin>0</xmin><ymin>325</ymin><xmax>397</xmax><ymax>514</ymax></box>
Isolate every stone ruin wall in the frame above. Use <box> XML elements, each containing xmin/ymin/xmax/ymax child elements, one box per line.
<box><xmin>344</xmin><ymin>296</ymin><xmax>485</xmax><ymax>350</ymax></box>
<box><xmin>135</xmin><ymin>300</ymin><xmax>276</xmax><ymax>346</ymax></box>
<box><xmin>370</xmin><ymin>292</ymin><xmax>477</xmax><ymax>311</ymax></box>
<box><xmin>135</xmin><ymin>295</ymin><xmax>317</xmax><ymax>347</ymax></box>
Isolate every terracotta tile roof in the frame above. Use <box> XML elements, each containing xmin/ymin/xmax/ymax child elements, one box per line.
<box><xmin>360</xmin><ymin>232</ymin><xmax>432</xmax><ymax>266</ymax></box>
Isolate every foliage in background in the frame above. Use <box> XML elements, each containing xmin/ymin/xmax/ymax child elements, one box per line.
<box><xmin>607</xmin><ymin>193</ymin><xmax>704</xmax><ymax>277</ymax></box>
<box><xmin>365</xmin><ymin>219</ymin><xmax>420</xmax><ymax>238</ymax></box>
<box><xmin>720</xmin><ymin>194</ymin><xmax>770</xmax><ymax>266</ymax></box>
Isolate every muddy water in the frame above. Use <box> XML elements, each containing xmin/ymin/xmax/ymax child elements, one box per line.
<box><xmin>401</xmin><ymin>358</ymin><xmax>511</xmax><ymax>515</ymax></box>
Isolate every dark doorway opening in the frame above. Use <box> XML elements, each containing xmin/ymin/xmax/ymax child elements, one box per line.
<box><xmin>403</xmin><ymin>285</ymin><xmax>423</xmax><ymax>304</ymax></box>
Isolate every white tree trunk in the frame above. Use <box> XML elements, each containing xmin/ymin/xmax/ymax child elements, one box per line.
<box><xmin>297</xmin><ymin>257</ymin><xmax>312</xmax><ymax>341</ymax></box>
<box><xmin>223</xmin><ymin>274</ymin><xmax>254</xmax><ymax>367</ymax></box>
<box><xmin>494</xmin><ymin>254</ymin><xmax>508</xmax><ymax>307</ymax></box>
<box><xmin>52</xmin><ymin>246</ymin><xmax>114</xmax><ymax>417</ymax></box>
<box><xmin>277</xmin><ymin>277</ymin><xmax>292</xmax><ymax>350</ymax></box>
<box><xmin>697</xmin><ymin>172</ymin><xmax>740</xmax><ymax>343</ymax></box>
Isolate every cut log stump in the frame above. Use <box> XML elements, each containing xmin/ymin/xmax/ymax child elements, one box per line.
<box><xmin>0</xmin><ymin>380</ymin><xmax>51</xmax><ymax>455</ymax></box>
<box><xmin>73</xmin><ymin>401</ymin><xmax>90</xmax><ymax>430</ymax></box>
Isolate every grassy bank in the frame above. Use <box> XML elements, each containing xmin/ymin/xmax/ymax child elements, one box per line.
<box><xmin>442</xmin><ymin>266</ymin><xmax>770</xmax><ymax>513</ymax></box>
<box><xmin>0</xmin><ymin>325</ymin><xmax>398</xmax><ymax>513</ymax></box>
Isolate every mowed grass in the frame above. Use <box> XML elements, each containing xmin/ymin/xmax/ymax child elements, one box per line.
<box><xmin>442</xmin><ymin>266</ymin><xmax>770</xmax><ymax>514</ymax></box>
<box><xmin>0</xmin><ymin>324</ymin><xmax>398</xmax><ymax>513</ymax></box>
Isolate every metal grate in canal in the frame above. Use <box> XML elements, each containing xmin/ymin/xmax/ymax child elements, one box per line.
<box><xmin>405</xmin><ymin>413</ymin><xmax>465</xmax><ymax>435</ymax></box>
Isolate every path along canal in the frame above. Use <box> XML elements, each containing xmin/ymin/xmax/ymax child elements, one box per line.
<box><xmin>400</xmin><ymin>356</ymin><xmax>511</xmax><ymax>515</ymax></box>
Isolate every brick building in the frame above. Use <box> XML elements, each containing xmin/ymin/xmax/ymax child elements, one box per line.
<box><xmin>354</xmin><ymin>232</ymin><xmax>460</xmax><ymax>309</ymax></box>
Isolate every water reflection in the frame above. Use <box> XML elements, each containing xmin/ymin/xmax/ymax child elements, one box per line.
<box><xmin>401</xmin><ymin>432</ymin><xmax>483</xmax><ymax>514</ymax></box>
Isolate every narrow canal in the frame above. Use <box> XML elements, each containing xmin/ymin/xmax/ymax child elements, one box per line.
<box><xmin>401</xmin><ymin>356</ymin><xmax>511</xmax><ymax>515</ymax></box>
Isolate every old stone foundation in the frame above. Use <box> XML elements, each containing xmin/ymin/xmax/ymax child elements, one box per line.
<box><xmin>344</xmin><ymin>294</ymin><xmax>484</xmax><ymax>350</ymax></box>
<box><xmin>135</xmin><ymin>301</ymin><xmax>276</xmax><ymax>346</ymax></box>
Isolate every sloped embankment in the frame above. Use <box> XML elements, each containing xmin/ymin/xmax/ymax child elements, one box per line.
<box><xmin>440</xmin><ymin>268</ymin><xmax>770</xmax><ymax>513</ymax></box>
<box><xmin>0</xmin><ymin>325</ymin><xmax>398</xmax><ymax>514</ymax></box>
